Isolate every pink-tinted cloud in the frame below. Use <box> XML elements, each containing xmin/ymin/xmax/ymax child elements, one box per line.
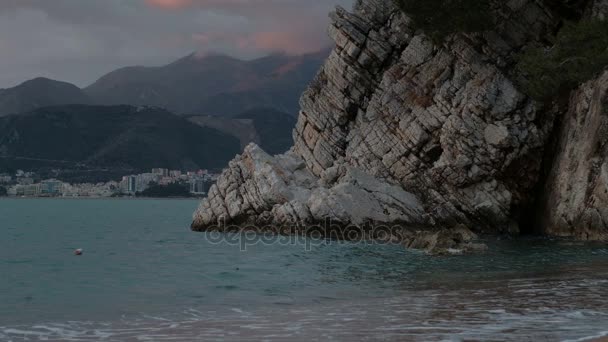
<box><xmin>145</xmin><ymin>0</ymin><xmax>292</xmax><ymax>11</ymax></box>
<box><xmin>182</xmin><ymin>0</ymin><xmax>353</xmax><ymax>56</ymax></box>
<box><xmin>0</xmin><ymin>0</ymin><xmax>353</xmax><ymax>87</ymax></box>
<box><xmin>192</xmin><ymin>29</ymin><xmax>327</xmax><ymax>56</ymax></box>
<box><xmin>145</xmin><ymin>0</ymin><xmax>193</xmax><ymax>9</ymax></box>
<box><xmin>249</xmin><ymin>31</ymin><xmax>322</xmax><ymax>54</ymax></box>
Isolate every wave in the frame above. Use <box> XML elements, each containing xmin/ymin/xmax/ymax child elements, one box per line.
<box><xmin>2</xmin><ymin>301</ymin><xmax>608</xmax><ymax>342</ymax></box>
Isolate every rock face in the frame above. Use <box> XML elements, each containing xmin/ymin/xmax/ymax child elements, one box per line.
<box><xmin>588</xmin><ymin>0</ymin><xmax>608</xmax><ymax>19</ymax></box>
<box><xmin>193</xmin><ymin>144</ymin><xmax>425</xmax><ymax>229</ymax></box>
<box><xmin>293</xmin><ymin>0</ymin><xmax>561</xmax><ymax>234</ymax></box>
<box><xmin>193</xmin><ymin>0</ymin><xmax>608</xmax><ymax>245</ymax></box>
<box><xmin>540</xmin><ymin>71</ymin><xmax>608</xmax><ymax>241</ymax></box>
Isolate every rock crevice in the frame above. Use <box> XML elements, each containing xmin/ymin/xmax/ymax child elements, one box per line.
<box><xmin>540</xmin><ymin>71</ymin><xmax>608</xmax><ymax>241</ymax></box>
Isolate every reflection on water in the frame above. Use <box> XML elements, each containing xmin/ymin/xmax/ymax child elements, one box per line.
<box><xmin>0</xmin><ymin>199</ymin><xmax>607</xmax><ymax>341</ymax></box>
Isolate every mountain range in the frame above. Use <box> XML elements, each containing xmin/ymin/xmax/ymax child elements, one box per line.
<box><xmin>0</xmin><ymin>105</ymin><xmax>240</xmax><ymax>174</ymax></box>
<box><xmin>0</xmin><ymin>50</ymin><xmax>324</xmax><ymax>176</ymax></box>
<box><xmin>84</xmin><ymin>50</ymin><xmax>327</xmax><ymax>116</ymax></box>
<box><xmin>0</xmin><ymin>50</ymin><xmax>327</xmax><ymax>118</ymax></box>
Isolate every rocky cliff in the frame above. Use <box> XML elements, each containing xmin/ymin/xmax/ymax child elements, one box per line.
<box><xmin>540</xmin><ymin>71</ymin><xmax>608</xmax><ymax>241</ymax></box>
<box><xmin>192</xmin><ymin>0</ymin><xmax>608</xmax><ymax>247</ymax></box>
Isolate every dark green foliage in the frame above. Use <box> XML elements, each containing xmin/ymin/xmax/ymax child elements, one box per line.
<box><xmin>396</xmin><ymin>0</ymin><xmax>608</xmax><ymax>102</ymax></box>
<box><xmin>136</xmin><ymin>182</ymin><xmax>191</xmax><ymax>198</ymax></box>
<box><xmin>516</xmin><ymin>19</ymin><xmax>608</xmax><ymax>101</ymax></box>
<box><xmin>234</xmin><ymin>107</ymin><xmax>296</xmax><ymax>155</ymax></box>
<box><xmin>542</xmin><ymin>0</ymin><xmax>590</xmax><ymax>20</ymax></box>
<box><xmin>395</xmin><ymin>0</ymin><xmax>493</xmax><ymax>42</ymax></box>
<box><xmin>0</xmin><ymin>186</ymin><xmax>6</xmax><ymax>196</ymax></box>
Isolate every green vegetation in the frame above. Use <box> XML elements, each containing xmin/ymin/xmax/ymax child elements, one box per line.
<box><xmin>394</xmin><ymin>0</ymin><xmax>608</xmax><ymax>102</ymax></box>
<box><xmin>0</xmin><ymin>186</ymin><xmax>6</xmax><ymax>196</ymax></box>
<box><xmin>395</xmin><ymin>0</ymin><xmax>493</xmax><ymax>42</ymax></box>
<box><xmin>516</xmin><ymin>20</ymin><xmax>608</xmax><ymax>101</ymax></box>
<box><xmin>136</xmin><ymin>182</ymin><xmax>192</xmax><ymax>198</ymax></box>
<box><xmin>394</xmin><ymin>0</ymin><xmax>586</xmax><ymax>43</ymax></box>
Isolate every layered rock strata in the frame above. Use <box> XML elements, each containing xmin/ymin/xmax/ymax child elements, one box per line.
<box><xmin>193</xmin><ymin>0</ymin><xmax>608</xmax><ymax>246</ymax></box>
<box><xmin>540</xmin><ymin>71</ymin><xmax>608</xmax><ymax>241</ymax></box>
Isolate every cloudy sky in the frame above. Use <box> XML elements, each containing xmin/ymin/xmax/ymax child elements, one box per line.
<box><xmin>0</xmin><ymin>0</ymin><xmax>353</xmax><ymax>88</ymax></box>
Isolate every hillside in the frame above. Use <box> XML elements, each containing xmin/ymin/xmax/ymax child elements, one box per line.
<box><xmin>186</xmin><ymin>115</ymin><xmax>259</xmax><ymax>150</ymax></box>
<box><xmin>234</xmin><ymin>107</ymin><xmax>296</xmax><ymax>155</ymax></box>
<box><xmin>0</xmin><ymin>105</ymin><xmax>240</xmax><ymax>174</ymax></box>
<box><xmin>85</xmin><ymin>50</ymin><xmax>328</xmax><ymax>117</ymax></box>
<box><xmin>188</xmin><ymin>107</ymin><xmax>296</xmax><ymax>155</ymax></box>
<box><xmin>0</xmin><ymin>78</ymin><xmax>91</xmax><ymax>117</ymax></box>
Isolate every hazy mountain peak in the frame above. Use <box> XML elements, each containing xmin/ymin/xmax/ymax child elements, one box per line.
<box><xmin>192</xmin><ymin>51</ymin><xmax>236</xmax><ymax>59</ymax></box>
<box><xmin>85</xmin><ymin>49</ymin><xmax>329</xmax><ymax>116</ymax></box>
<box><xmin>0</xmin><ymin>77</ymin><xmax>90</xmax><ymax>117</ymax></box>
<box><xmin>17</xmin><ymin>77</ymin><xmax>79</xmax><ymax>89</ymax></box>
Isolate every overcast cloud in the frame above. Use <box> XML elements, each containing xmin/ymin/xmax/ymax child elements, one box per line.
<box><xmin>0</xmin><ymin>0</ymin><xmax>353</xmax><ymax>88</ymax></box>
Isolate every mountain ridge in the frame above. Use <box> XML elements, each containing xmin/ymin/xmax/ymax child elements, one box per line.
<box><xmin>84</xmin><ymin>49</ymin><xmax>329</xmax><ymax>116</ymax></box>
<box><xmin>0</xmin><ymin>50</ymin><xmax>322</xmax><ymax>170</ymax></box>
<box><xmin>0</xmin><ymin>104</ymin><xmax>241</xmax><ymax>175</ymax></box>
<box><xmin>0</xmin><ymin>77</ymin><xmax>91</xmax><ymax>117</ymax></box>
<box><xmin>0</xmin><ymin>49</ymin><xmax>328</xmax><ymax>119</ymax></box>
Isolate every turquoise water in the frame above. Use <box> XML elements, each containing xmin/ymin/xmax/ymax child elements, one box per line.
<box><xmin>1</xmin><ymin>198</ymin><xmax>607</xmax><ymax>341</ymax></box>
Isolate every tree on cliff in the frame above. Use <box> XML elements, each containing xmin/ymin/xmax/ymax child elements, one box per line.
<box><xmin>517</xmin><ymin>19</ymin><xmax>608</xmax><ymax>101</ymax></box>
<box><xmin>395</xmin><ymin>0</ymin><xmax>492</xmax><ymax>42</ymax></box>
<box><xmin>396</xmin><ymin>0</ymin><xmax>608</xmax><ymax>102</ymax></box>
<box><xmin>395</xmin><ymin>0</ymin><xmax>589</xmax><ymax>41</ymax></box>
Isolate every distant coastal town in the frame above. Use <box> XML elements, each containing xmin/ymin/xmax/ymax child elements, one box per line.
<box><xmin>0</xmin><ymin>168</ymin><xmax>219</xmax><ymax>198</ymax></box>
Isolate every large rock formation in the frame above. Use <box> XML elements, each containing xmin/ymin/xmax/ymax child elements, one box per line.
<box><xmin>193</xmin><ymin>0</ymin><xmax>608</xmax><ymax>245</ymax></box>
<box><xmin>535</xmin><ymin>1</ymin><xmax>608</xmax><ymax>242</ymax></box>
<box><xmin>540</xmin><ymin>71</ymin><xmax>608</xmax><ymax>241</ymax></box>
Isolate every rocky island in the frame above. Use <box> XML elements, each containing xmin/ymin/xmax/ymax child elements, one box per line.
<box><xmin>192</xmin><ymin>0</ymin><xmax>608</xmax><ymax>252</ymax></box>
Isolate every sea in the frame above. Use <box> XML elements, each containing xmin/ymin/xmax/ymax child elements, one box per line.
<box><xmin>0</xmin><ymin>198</ymin><xmax>607</xmax><ymax>341</ymax></box>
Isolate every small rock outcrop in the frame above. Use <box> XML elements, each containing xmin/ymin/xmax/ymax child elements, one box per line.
<box><xmin>193</xmin><ymin>0</ymin><xmax>608</xmax><ymax>247</ymax></box>
<box><xmin>193</xmin><ymin>144</ymin><xmax>425</xmax><ymax>229</ymax></box>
